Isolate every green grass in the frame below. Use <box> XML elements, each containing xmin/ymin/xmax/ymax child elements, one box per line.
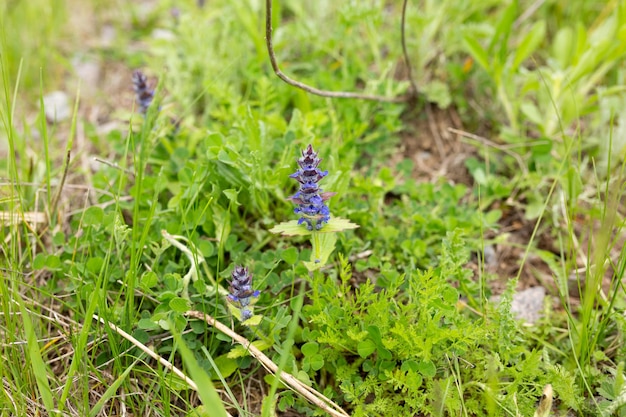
<box><xmin>1</xmin><ymin>0</ymin><xmax>625</xmax><ymax>415</ymax></box>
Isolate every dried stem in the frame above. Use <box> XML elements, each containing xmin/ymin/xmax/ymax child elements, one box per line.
<box><xmin>186</xmin><ymin>310</ymin><xmax>351</xmax><ymax>417</ymax></box>
<box><xmin>401</xmin><ymin>0</ymin><xmax>418</xmax><ymax>96</ymax></box>
<box><xmin>265</xmin><ymin>0</ymin><xmax>409</xmax><ymax>103</ymax></box>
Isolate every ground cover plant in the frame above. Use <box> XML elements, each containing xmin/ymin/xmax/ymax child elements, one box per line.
<box><xmin>0</xmin><ymin>0</ymin><xmax>625</xmax><ymax>416</ymax></box>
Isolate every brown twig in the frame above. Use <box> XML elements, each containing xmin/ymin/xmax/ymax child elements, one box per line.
<box><xmin>264</xmin><ymin>0</ymin><xmax>408</xmax><ymax>103</ymax></box>
<box><xmin>401</xmin><ymin>0</ymin><xmax>418</xmax><ymax>96</ymax></box>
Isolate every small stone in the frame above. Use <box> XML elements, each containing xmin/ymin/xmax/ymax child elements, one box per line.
<box><xmin>42</xmin><ymin>91</ymin><xmax>71</xmax><ymax>123</ymax></box>
<box><xmin>510</xmin><ymin>286</ymin><xmax>545</xmax><ymax>324</ymax></box>
<box><xmin>491</xmin><ymin>286</ymin><xmax>546</xmax><ymax>324</ymax></box>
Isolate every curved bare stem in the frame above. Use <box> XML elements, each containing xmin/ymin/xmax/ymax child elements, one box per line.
<box><xmin>265</xmin><ymin>0</ymin><xmax>409</xmax><ymax>103</ymax></box>
<box><xmin>401</xmin><ymin>0</ymin><xmax>418</xmax><ymax>95</ymax></box>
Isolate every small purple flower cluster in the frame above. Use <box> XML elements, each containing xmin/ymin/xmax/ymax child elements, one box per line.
<box><xmin>131</xmin><ymin>70</ymin><xmax>155</xmax><ymax>115</ymax></box>
<box><xmin>289</xmin><ymin>145</ymin><xmax>335</xmax><ymax>230</ymax></box>
<box><xmin>227</xmin><ymin>266</ymin><xmax>260</xmax><ymax>320</ymax></box>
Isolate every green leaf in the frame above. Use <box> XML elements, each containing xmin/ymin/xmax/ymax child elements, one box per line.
<box><xmin>422</xmin><ymin>80</ymin><xmax>452</xmax><ymax>109</ymax></box>
<box><xmin>442</xmin><ymin>286</ymin><xmax>459</xmax><ymax>305</ymax></box>
<box><xmin>83</xmin><ymin>206</ymin><xmax>104</xmax><ymax>226</ymax></box>
<box><xmin>223</xmin><ymin>188</ymin><xmax>240</xmax><ymax>206</ymax></box>
<box><xmin>90</xmin><ymin>358</ymin><xmax>140</xmax><ymax>417</ymax></box>
<box><xmin>86</xmin><ymin>256</ymin><xmax>104</xmax><ymax>274</ymax></box>
<box><xmin>140</xmin><ymin>271</ymin><xmax>158</xmax><ymax>290</ymax></box>
<box><xmin>269</xmin><ymin>220</ymin><xmax>310</xmax><ymax>236</ymax></box>
<box><xmin>301</xmin><ymin>342</ymin><xmax>319</xmax><ymax>356</ymax></box>
<box><xmin>309</xmin><ymin>232</ymin><xmax>337</xmax><ymax>267</ymax></box>
<box><xmin>185</xmin><ymin>405</ymin><xmax>211</xmax><ymax>417</ymax></box>
<box><xmin>520</xmin><ymin>101</ymin><xmax>544</xmax><ymax>126</ymax></box>
<box><xmin>357</xmin><ymin>339</ymin><xmax>377</xmax><ymax>358</ymax></box>
<box><xmin>462</xmin><ymin>35</ymin><xmax>490</xmax><ymax>72</ymax></box>
<box><xmin>137</xmin><ymin>318</ymin><xmax>159</xmax><ymax>330</ymax></box>
<box><xmin>513</xmin><ymin>20</ymin><xmax>546</xmax><ymax>70</ymax></box>
<box><xmin>491</xmin><ymin>1</ymin><xmax>517</xmax><ymax>56</ymax></box>
<box><xmin>197</xmin><ymin>239</ymin><xmax>214</xmax><ymax>257</ymax></box>
<box><xmin>367</xmin><ymin>325</ymin><xmax>383</xmax><ymax>345</ymax></box>
<box><xmin>16</xmin><ymin>294</ymin><xmax>55</xmax><ymax>411</ymax></box>
<box><xmin>417</xmin><ymin>360</ymin><xmax>437</xmax><ymax>378</ymax></box>
<box><xmin>309</xmin><ymin>354</ymin><xmax>325</xmax><ymax>371</ymax></box>
<box><xmin>169</xmin><ymin>297</ymin><xmax>191</xmax><ymax>312</ymax></box>
<box><xmin>213</xmin><ymin>354</ymin><xmax>239</xmax><ymax>379</ymax></box>
<box><xmin>484</xmin><ymin>209</ymin><xmax>502</xmax><ymax>225</ymax></box>
<box><xmin>553</xmin><ymin>26</ymin><xmax>575</xmax><ymax>68</ymax></box>
<box><xmin>270</xmin><ymin>217</ymin><xmax>358</xmax><ymax>236</ymax></box>
<box><xmin>242</xmin><ymin>314</ymin><xmax>263</xmax><ymax>326</ymax></box>
<box><xmin>52</xmin><ymin>231</ymin><xmax>65</xmax><ymax>245</ymax></box>
<box><xmin>170</xmin><ymin>324</ymin><xmax>229</xmax><ymax>417</ymax></box>
<box><xmin>33</xmin><ymin>253</ymin><xmax>46</xmax><ymax>269</ymax></box>
<box><xmin>227</xmin><ymin>340</ymin><xmax>271</xmax><ymax>358</ymax></box>
<box><xmin>281</xmin><ymin>247</ymin><xmax>299</xmax><ymax>265</ymax></box>
<box><xmin>401</xmin><ymin>360</ymin><xmax>419</xmax><ymax>372</ymax></box>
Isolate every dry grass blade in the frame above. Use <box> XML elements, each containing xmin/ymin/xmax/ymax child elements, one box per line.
<box><xmin>91</xmin><ymin>314</ymin><xmax>238</xmax><ymax>416</ymax></box>
<box><xmin>92</xmin><ymin>314</ymin><xmax>198</xmax><ymax>390</ymax></box>
<box><xmin>185</xmin><ymin>310</ymin><xmax>351</xmax><ymax>417</ymax></box>
<box><xmin>533</xmin><ymin>384</ymin><xmax>553</xmax><ymax>417</ymax></box>
<box><xmin>0</xmin><ymin>211</ymin><xmax>47</xmax><ymax>225</ymax></box>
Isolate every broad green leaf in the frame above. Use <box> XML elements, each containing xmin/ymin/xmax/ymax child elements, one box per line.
<box><xmin>357</xmin><ymin>339</ymin><xmax>376</xmax><ymax>358</ymax></box>
<box><xmin>185</xmin><ymin>406</ymin><xmax>211</xmax><ymax>417</ymax></box>
<box><xmin>462</xmin><ymin>35</ymin><xmax>490</xmax><ymax>72</ymax></box>
<box><xmin>140</xmin><ymin>271</ymin><xmax>158</xmax><ymax>290</ymax></box>
<box><xmin>417</xmin><ymin>360</ymin><xmax>437</xmax><ymax>378</ymax></box>
<box><xmin>33</xmin><ymin>253</ymin><xmax>46</xmax><ymax>269</ymax></box>
<box><xmin>223</xmin><ymin>188</ymin><xmax>240</xmax><ymax>206</ymax></box>
<box><xmin>310</xmin><ymin>232</ymin><xmax>337</xmax><ymax>267</ymax></box>
<box><xmin>553</xmin><ymin>26</ymin><xmax>575</xmax><ymax>68</ymax></box>
<box><xmin>309</xmin><ymin>354</ymin><xmax>325</xmax><ymax>371</ymax></box>
<box><xmin>83</xmin><ymin>206</ymin><xmax>103</xmax><ymax>226</ymax></box>
<box><xmin>281</xmin><ymin>247</ymin><xmax>299</xmax><ymax>265</ymax></box>
<box><xmin>242</xmin><ymin>314</ymin><xmax>263</xmax><ymax>326</ymax></box>
<box><xmin>520</xmin><ymin>101</ymin><xmax>544</xmax><ymax>126</ymax></box>
<box><xmin>270</xmin><ymin>217</ymin><xmax>358</xmax><ymax>236</ymax></box>
<box><xmin>169</xmin><ymin>297</ymin><xmax>191</xmax><ymax>312</ymax></box>
<box><xmin>301</xmin><ymin>342</ymin><xmax>319</xmax><ymax>356</ymax></box>
<box><xmin>513</xmin><ymin>20</ymin><xmax>546</xmax><ymax>70</ymax></box>
<box><xmin>227</xmin><ymin>340</ymin><xmax>272</xmax><ymax>358</ymax></box>
<box><xmin>213</xmin><ymin>354</ymin><xmax>239</xmax><ymax>379</ymax></box>
<box><xmin>401</xmin><ymin>360</ymin><xmax>419</xmax><ymax>372</ymax></box>
<box><xmin>491</xmin><ymin>1</ymin><xmax>517</xmax><ymax>57</ymax></box>
<box><xmin>269</xmin><ymin>220</ymin><xmax>310</xmax><ymax>236</ymax></box>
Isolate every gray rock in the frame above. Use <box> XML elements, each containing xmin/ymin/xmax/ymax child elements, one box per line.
<box><xmin>42</xmin><ymin>91</ymin><xmax>71</xmax><ymax>123</ymax></box>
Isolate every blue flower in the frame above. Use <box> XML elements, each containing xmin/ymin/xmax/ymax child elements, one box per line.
<box><xmin>227</xmin><ymin>266</ymin><xmax>260</xmax><ymax>320</ymax></box>
<box><xmin>132</xmin><ymin>70</ymin><xmax>155</xmax><ymax>115</ymax></box>
<box><xmin>289</xmin><ymin>145</ymin><xmax>335</xmax><ymax>230</ymax></box>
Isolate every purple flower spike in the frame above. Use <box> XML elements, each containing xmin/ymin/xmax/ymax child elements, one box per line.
<box><xmin>289</xmin><ymin>145</ymin><xmax>335</xmax><ymax>230</ymax></box>
<box><xmin>132</xmin><ymin>70</ymin><xmax>155</xmax><ymax>115</ymax></box>
<box><xmin>227</xmin><ymin>266</ymin><xmax>260</xmax><ymax>320</ymax></box>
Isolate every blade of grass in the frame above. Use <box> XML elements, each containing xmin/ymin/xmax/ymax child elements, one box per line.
<box><xmin>169</xmin><ymin>321</ymin><xmax>231</xmax><ymax>417</ymax></box>
<box><xmin>89</xmin><ymin>356</ymin><xmax>141</xmax><ymax>417</ymax></box>
<box><xmin>13</xmin><ymin>296</ymin><xmax>55</xmax><ymax>411</ymax></box>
